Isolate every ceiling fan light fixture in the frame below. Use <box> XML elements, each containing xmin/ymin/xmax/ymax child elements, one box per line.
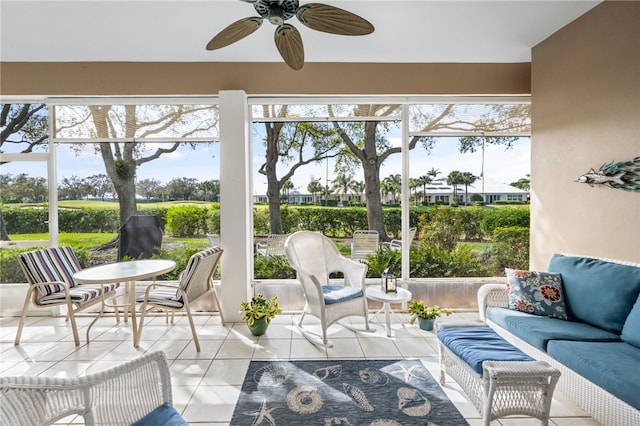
<box><xmin>206</xmin><ymin>0</ymin><xmax>374</xmax><ymax>70</ymax></box>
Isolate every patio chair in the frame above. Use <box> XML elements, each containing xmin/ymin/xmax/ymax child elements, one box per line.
<box><xmin>284</xmin><ymin>231</ymin><xmax>372</xmax><ymax>347</ymax></box>
<box><xmin>16</xmin><ymin>246</ymin><xmax>120</xmax><ymax>346</ymax></box>
<box><xmin>0</xmin><ymin>350</ymin><xmax>184</xmax><ymax>426</ymax></box>
<box><xmin>350</xmin><ymin>229</ymin><xmax>379</xmax><ymax>261</ymax></box>
<box><xmin>206</xmin><ymin>233</ymin><xmax>220</xmax><ymax>247</ymax></box>
<box><xmin>383</xmin><ymin>227</ymin><xmax>417</xmax><ymax>251</ymax></box>
<box><xmin>136</xmin><ymin>246</ymin><xmax>223</xmax><ymax>352</ymax></box>
<box><xmin>256</xmin><ymin>233</ymin><xmax>289</xmax><ymax>256</ymax></box>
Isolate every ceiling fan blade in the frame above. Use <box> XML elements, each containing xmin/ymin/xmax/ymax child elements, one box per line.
<box><xmin>296</xmin><ymin>3</ymin><xmax>374</xmax><ymax>36</ymax></box>
<box><xmin>274</xmin><ymin>24</ymin><xmax>304</xmax><ymax>70</ymax></box>
<box><xmin>206</xmin><ymin>17</ymin><xmax>263</xmax><ymax>51</ymax></box>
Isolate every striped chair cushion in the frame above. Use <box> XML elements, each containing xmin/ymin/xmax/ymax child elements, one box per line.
<box><xmin>39</xmin><ymin>283</ymin><xmax>119</xmax><ymax>305</ymax></box>
<box><xmin>19</xmin><ymin>247</ymin><xmax>83</xmax><ymax>296</ymax></box>
<box><xmin>136</xmin><ymin>287</ymin><xmax>184</xmax><ymax>309</ymax></box>
<box><xmin>177</xmin><ymin>246</ymin><xmax>223</xmax><ymax>303</ymax></box>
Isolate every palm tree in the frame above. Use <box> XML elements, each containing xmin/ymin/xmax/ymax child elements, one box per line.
<box><xmin>447</xmin><ymin>171</ymin><xmax>464</xmax><ymax>203</ymax></box>
<box><xmin>331</xmin><ymin>173</ymin><xmax>354</xmax><ymax>204</ymax></box>
<box><xmin>460</xmin><ymin>172</ymin><xmax>477</xmax><ymax>205</ymax></box>
<box><xmin>307</xmin><ymin>178</ymin><xmax>323</xmax><ymax>204</ymax></box>
<box><xmin>427</xmin><ymin>167</ymin><xmax>441</xmax><ymax>180</ymax></box>
<box><xmin>383</xmin><ymin>174</ymin><xmax>402</xmax><ymax>203</ymax></box>
<box><xmin>409</xmin><ymin>177</ymin><xmax>421</xmax><ymax>205</ymax></box>
<box><xmin>416</xmin><ymin>174</ymin><xmax>432</xmax><ymax>205</ymax></box>
<box><xmin>349</xmin><ymin>180</ymin><xmax>366</xmax><ymax>203</ymax></box>
<box><xmin>281</xmin><ymin>180</ymin><xmax>294</xmax><ymax>203</ymax></box>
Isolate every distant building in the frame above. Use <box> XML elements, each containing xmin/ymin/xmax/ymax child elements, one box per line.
<box><xmin>253</xmin><ymin>177</ymin><xmax>528</xmax><ymax>205</ymax></box>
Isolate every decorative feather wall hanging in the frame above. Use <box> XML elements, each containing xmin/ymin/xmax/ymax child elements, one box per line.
<box><xmin>575</xmin><ymin>156</ymin><xmax>640</xmax><ymax>192</ymax></box>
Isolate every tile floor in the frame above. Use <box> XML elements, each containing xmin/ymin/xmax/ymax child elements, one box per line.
<box><xmin>0</xmin><ymin>310</ymin><xmax>599</xmax><ymax>425</ymax></box>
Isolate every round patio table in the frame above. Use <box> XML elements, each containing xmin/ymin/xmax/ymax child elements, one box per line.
<box><xmin>73</xmin><ymin>259</ymin><xmax>176</xmax><ymax>346</ymax></box>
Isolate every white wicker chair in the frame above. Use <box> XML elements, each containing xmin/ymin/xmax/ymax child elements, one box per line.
<box><xmin>136</xmin><ymin>247</ymin><xmax>224</xmax><ymax>352</ymax></box>
<box><xmin>284</xmin><ymin>231</ymin><xmax>372</xmax><ymax>347</ymax></box>
<box><xmin>0</xmin><ymin>351</ymin><xmax>176</xmax><ymax>426</ymax></box>
<box><xmin>350</xmin><ymin>229</ymin><xmax>379</xmax><ymax>261</ymax></box>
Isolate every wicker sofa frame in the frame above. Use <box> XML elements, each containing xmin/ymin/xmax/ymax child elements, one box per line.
<box><xmin>479</xmin><ymin>282</ymin><xmax>640</xmax><ymax>426</ymax></box>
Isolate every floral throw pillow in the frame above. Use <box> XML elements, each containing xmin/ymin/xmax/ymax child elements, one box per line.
<box><xmin>505</xmin><ymin>268</ymin><xmax>568</xmax><ymax>320</ymax></box>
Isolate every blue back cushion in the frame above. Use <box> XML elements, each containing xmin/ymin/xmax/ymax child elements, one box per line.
<box><xmin>437</xmin><ymin>327</ymin><xmax>533</xmax><ymax>374</ymax></box>
<box><xmin>548</xmin><ymin>254</ymin><xmax>640</xmax><ymax>333</ymax></box>
<box><xmin>621</xmin><ymin>296</ymin><xmax>640</xmax><ymax>348</ymax></box>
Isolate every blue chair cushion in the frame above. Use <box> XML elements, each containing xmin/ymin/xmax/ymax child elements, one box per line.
<box><xmin>486</xmin><ymin>307</ymin><xmax>620</xmax><ymax>351</ymax></box>
<box><xmin>548</xmin><ymin>254</ymin><xmax>640</xmax><ymax>333</ymax></box>
<box><xmin>437</xmin><ymin>326</ymin><xmax>534</xmax><ymax>374</ymax></box>
<box><xmin>130</xmin><ymin>403</ymin><xmax>188</xmax><ymax>426</ymax></box>
<box><xmin>322</xmin><ymin>285</ymin><xmax>363</xmax><ymax>305</ymax></box>
<box><xmin>621</xmin><ymin>295</ymin><xmax>640</xmax><ymax>348</ymax></box>
<box><xmin>547</xmin><ymin>341</ymin><xmax>640</xmax><ymax>410</ymax></box>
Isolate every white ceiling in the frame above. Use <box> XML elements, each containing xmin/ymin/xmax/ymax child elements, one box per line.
<box><xmin>1</xmin><ymin>0</ymin><xmax>602</xmax><ymax>64</ymax></box>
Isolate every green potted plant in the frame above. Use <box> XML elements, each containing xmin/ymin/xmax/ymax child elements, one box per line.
<box><xmin>240</xmin><ymin>294</ymin><xmax>283</xmax><ymax>336</ymax></box>
<box><xmin>408</xmin><ymin>299</ymin><xmax>452</xmax><ymax>331</ymax></box>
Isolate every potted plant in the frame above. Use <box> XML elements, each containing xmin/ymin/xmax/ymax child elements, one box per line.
<box><xmin>240</xmin><ymin>294</ymin><xmax>282</xmax><ymax>336</ymax></box>
<box><xmin>408</xmin><ymin>299</ymin><xmax>452</xmax><ymax>331</ymax></box>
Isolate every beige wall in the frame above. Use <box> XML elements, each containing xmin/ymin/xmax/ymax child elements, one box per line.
<box><xmin>0</xmin><ymin>62</ymin><xmax>530</xmax><ymax>96</ymax></box>
<box><xmin>530</xmin><ymin>1</ymin><xmax>640</xmax><ymax>268</ymax></box>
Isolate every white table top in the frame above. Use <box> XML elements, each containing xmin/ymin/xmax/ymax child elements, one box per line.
<box><xmin>366</xmin><ymin>285</ymin><xmax>412</xmax><ymax>303</ymax></box>
<box><xmin>73</xmin><ymin>259</ymin><xmax>176</xmax><ymax>284</ymax></box>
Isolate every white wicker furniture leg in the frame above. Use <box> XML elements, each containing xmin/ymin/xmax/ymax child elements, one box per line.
<box><xmin>437</xmin><ymin>322</ymin><xmax>560</xmax><ymax>426</ymax></box>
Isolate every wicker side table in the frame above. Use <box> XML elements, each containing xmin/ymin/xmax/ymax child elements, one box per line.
<box><xmin>436</xmin><ymin>321</ymin><xmax>561</xmax><ymax>426</ymax></box>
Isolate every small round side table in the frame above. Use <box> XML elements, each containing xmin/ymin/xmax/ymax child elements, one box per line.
<box><xmin>366</xmin><ymin>285</ymin><xmax>412</xmax><ymax>337</ymax></box>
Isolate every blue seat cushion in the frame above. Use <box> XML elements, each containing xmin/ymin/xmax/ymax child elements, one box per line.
<box><xmin>322</xmin><ymin>285</ymin><xmax>363</xmax><ymax>305</ymax></box>
<box><xmin>548</xmin><ymin>254</ymin><xmax>640</xmax><ymax>333</ymax></box>
<box><xmin>437</xmin><ymin>326</ymin><xmax>534</xmax><ymax>374</ymax></box>
<box><xmin>486</xmin><ymin>307</ymin><xmax>620</xmax><ymax>351</ymax></box>
<box><xmin>130</xmin><ymin>403</ymin><xmax>188</xmax><ymax>426</ymax></box>
<box><xmin>547</xmin><ymin>341</ymin><xmax>640</xmax><ymax>410</ymax></box>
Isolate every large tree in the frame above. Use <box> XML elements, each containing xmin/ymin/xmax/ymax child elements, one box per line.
<box><xmin>331</xmin><ymin>104</ymin><xmax>528</xmax><ymax>240</ymax></box>
<box><xmin>259</xmin><ymin>110</ymin><xmax>343</xmax><ymax>234</ymax></box>
<box><xmin>62</xmin><ymin>104</ymin><xmax>217</xmax><ymax>226</ymax></box>
<box><xmin>0</xmin><ymin>104</ymin><xmax>49</xmax><ymax>240</ymax></box>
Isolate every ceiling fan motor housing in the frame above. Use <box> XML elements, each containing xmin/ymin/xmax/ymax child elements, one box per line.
<box><xmin>254</xmin><ymin>0</ymin><xmax>299</xmax><ymax>25</ymax></box>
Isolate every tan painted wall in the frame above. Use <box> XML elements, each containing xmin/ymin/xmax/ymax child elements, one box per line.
<box><xmin>0</xmin><ymin>62</ymin><xmax>530</xmax><ymax>96</ymax></box>
<box><xmin>530</xmin><ymin>1</ymin><xmax>640</xmax><ymax>269</ymax></box>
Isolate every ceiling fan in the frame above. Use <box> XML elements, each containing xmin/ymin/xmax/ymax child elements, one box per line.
<box><xmin>205</xmin><ymin>0</ymin><xmax>374</xmax><ymax>70</ymax></box>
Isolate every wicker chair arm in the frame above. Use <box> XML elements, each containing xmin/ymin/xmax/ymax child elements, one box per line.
<box><xmin>477</xmin><ymin>283</ymin><xmax>508</xmax><ymax>322</ymax></box>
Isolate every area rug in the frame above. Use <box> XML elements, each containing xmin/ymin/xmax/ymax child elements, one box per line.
<box><xmin>230</xmin><ymin>359</ymin><xmax>469</xmax><ymax>426</ymax></box>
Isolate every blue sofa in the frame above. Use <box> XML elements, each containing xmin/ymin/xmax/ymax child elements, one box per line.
<box><xmin>478</xmin><ymin>253</ymin><xmax>640</xmax><ymax>426</ymax></box>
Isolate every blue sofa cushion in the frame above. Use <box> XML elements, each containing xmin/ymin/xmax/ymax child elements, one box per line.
<box><xmin>547</xmin><ymin>341</ymin><xmax>640</xmax><ymax>411</ymax></box>
<box><xmin>548</xmin><ymin>254</ymin><xmax>640</xmax><ymax>333</ymax></box>
<box><xmin>505</xmin><ymin>268</ymin><xmax>567</xmax><ymax>319</ymax></box>
<box><xmin>130</xmin><ymin>403</ymin><xmax>188</xmax><ymax>426</ymax></box>
<box><xmin>322</xmin><ymin>285</ymin><xmax>363</xmax><ymax>305</ymax></box>
<box><xmin>437</xmin><ymin>326</ymin><xmax>533</xmax><ymax>374</ymax></box>
<box><xmin>486</xmin><ymin>307</ymin><xmax>620</xmax><ymax>351</ymax></box>
<box><xmin>621</xmin><ymin>295</ymin><xmax>640</xmax><ymax>348</ymax></box>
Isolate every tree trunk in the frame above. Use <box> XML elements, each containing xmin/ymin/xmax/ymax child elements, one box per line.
<box><xmin>0</xmin><ymin>210</ymin><xmax>9</xmax><ymax>241</ymax></box>
<box><xmin>267</xmin><ymin>173</ymin><xmax>283</xmax><ymax>234</ymax></box>
<box><xmin>363</xmin><ymin>160</ymin><xmax>387</xmax><ymax>240</ymax></box>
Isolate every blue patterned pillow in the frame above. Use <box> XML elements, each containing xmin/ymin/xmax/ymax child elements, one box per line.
<box><xmin>505</xmin><ymin>268</ymin><xmax>568</xmax><ymax>320</ymax></box>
